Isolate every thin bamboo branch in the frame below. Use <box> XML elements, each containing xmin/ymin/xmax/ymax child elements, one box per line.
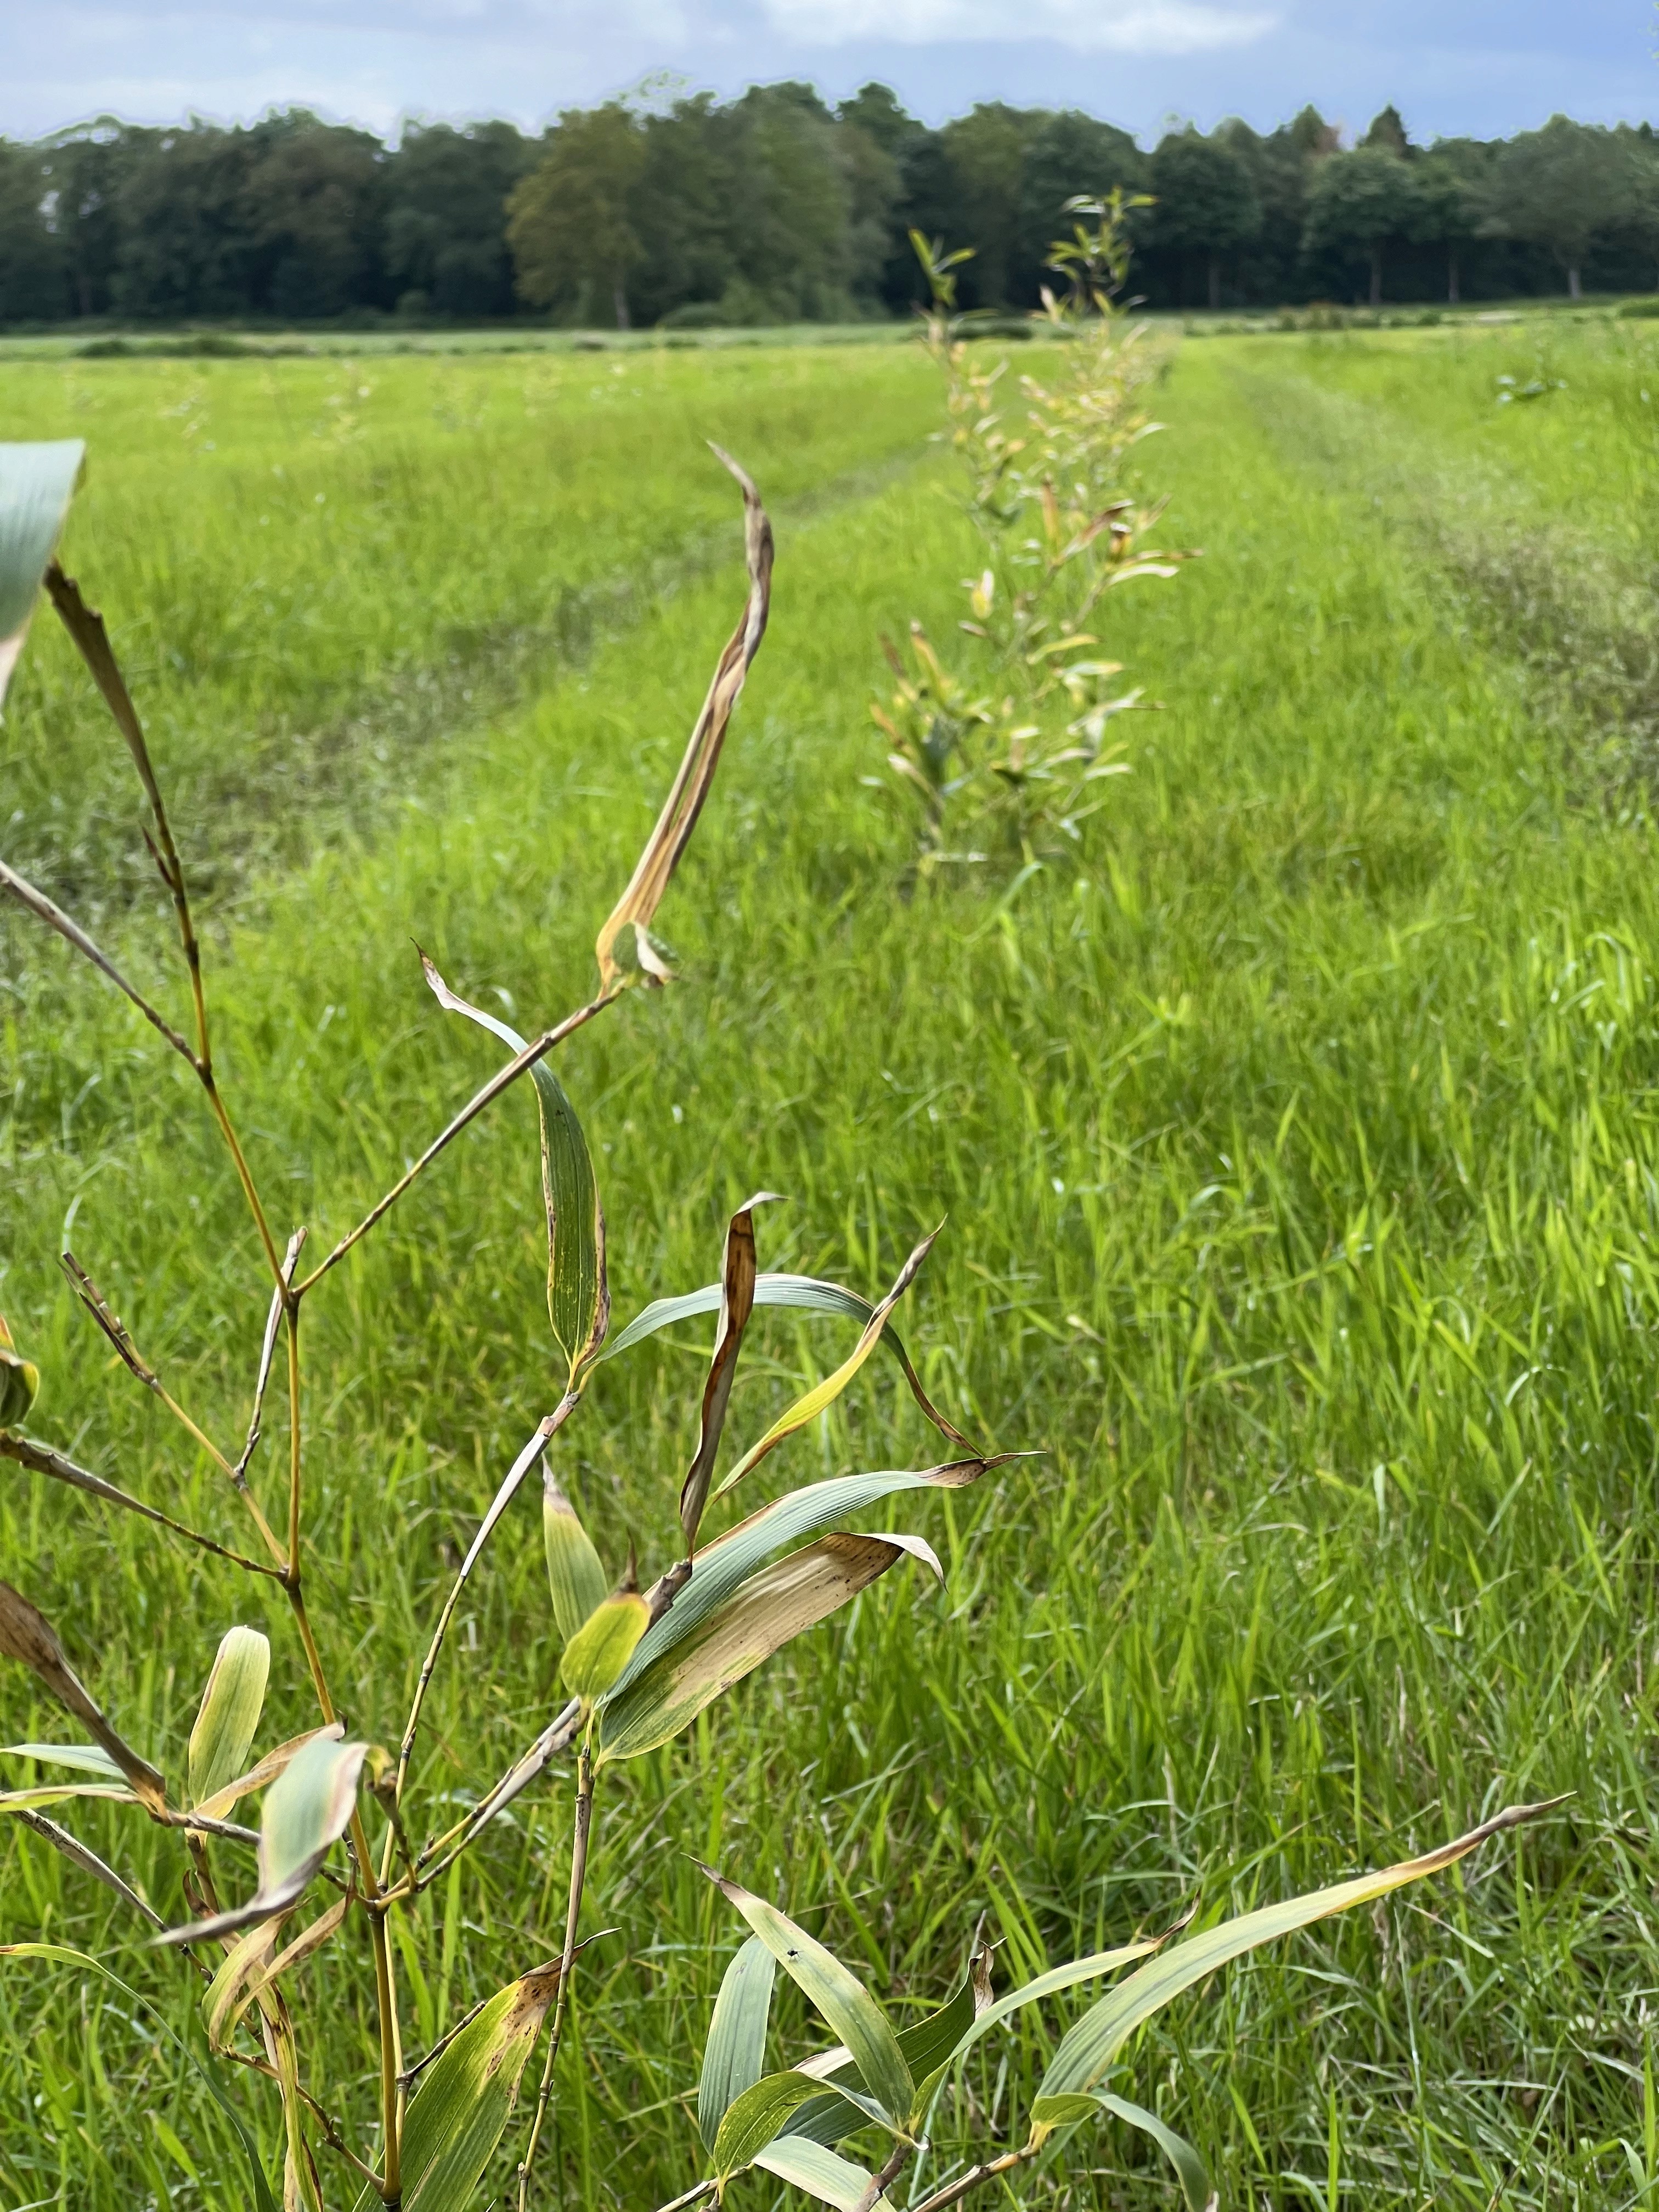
<box><xmin>0</xmin><ymin>858</ymin><xmax>195</xmax><ymax>1062</ymax></box>
<box><xmin>517</xmin><ymin>1740</ymin><xmax>594</xmax><ymax>2211</ymax></box>
<box><xmin>0</xmin><ymin>1432</ymin><xmax>283</xmax><ymax>1578</ymax></box>
<box><xmin>905</xmin><ymin>2144</ymin><xmax>1040</xmax><ymax>2212</ymax></box>
<box><xmin>236</xmin><ymin>1229</ymin><xmax>304</xmax><ymax>1482</ymax></box>
<box><xmin>293</xmin><ymin>993</ymin><xmax>619</xmax><ymax>1296</ymax></box>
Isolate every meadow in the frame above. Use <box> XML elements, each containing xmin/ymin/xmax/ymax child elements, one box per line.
<box><xmin>3</xmin><ymin>311</ymin><xmax>1659</xmax><ymax>2210</ymax></box>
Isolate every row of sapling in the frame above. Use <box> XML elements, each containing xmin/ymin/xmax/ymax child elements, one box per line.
<box><xmin>0</xmin><ymin>436</ymin><xmax>1556</xmax><ymax>2208</ymax></box>
<box><xmin>877</xmin><ymin>193</ymin><xmax>1195</xmax><ymax>868</ymax></box>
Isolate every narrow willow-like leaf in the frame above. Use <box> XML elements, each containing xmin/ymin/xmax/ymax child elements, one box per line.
<box><xmin>0</xmin><ymin>1943</ymin><xmax>278</xmax><ymax>2212</ymax></box>
<box><xmin>0</xmin><ymin>442</ymin><xmax>83</xmax><ymax>706</ymax></box>
<box><xmin>188</xmin><ymin>1627</ymin><xmax>269</xmax><ymax>1809</ymax></box>
<box><xmin>595</xmin><ymin>1273</ymin><xmax>967</xmax><ymax>1447</ymax></box>
<box><xmin>159</xmin><ymin>1733</ymin><xmax>367</xmax><ymax>1944</ymax></box>
<box><xmin>400</xmin><ymin>1961</ymin><xmax>562</xmax><ymax>2211</ymax></box>
<box><xmin>561</xmin><ymin>1589</ymin><xmax>648</xmax><ymax>1701</ymax></box>
<box><xmin>681</xmin><ymin>1193</ymin><xmax>777</xmax><ymax>1554</ymax></box>
<box><xmin>714</xmin><ymin>2071</ymin><xmax>868</xmax><ymax>2179</ymax></box>
<box><xmin>699</xmin><ymin>1867</ymin><xmax>915</xmax><ymax>2128</ymax></box>
<box><xmin>1038</xmin><ymin>1798</ymin><xmax>1565</xmax><ymax>2100</ymax></box>
<box><xmin>599</xmin><ymin>1533</ymin><xmax>940</xmax><ymax>1763</ymax></box>
<box><xmin>755</xmin><ymin>2137</ymin><xmax>878</xmax><ymax>2211</ymax></box>
<box><xmin>421</xmin><ymin>953</ymin><xmax>607</xmax><ymax>1383</ymax></box>
<box><xmin>713</xmin><ymin>1232</ymin><xmax>943</xmax><ymax>1505</ymax></box>
<box><xmin>0</xmin><ymin>1579</ymin><xmax>165</xmax><ymax>1812</ymax></box>
<box><xmin>595</xmin><ymin>449</ymin><xmax>773</xmax><ymax>994</ymax></box>
<box><xmin>544</xmin><ymin>1474</ymin><xmax>609</xmax><ymax>1644</ymax></box>
<box><xmin>193</xmin><ymin>1722</ymin><xmax>343</xmax><ymax>1824</ymax></box>
<box><xmin>699</xmin><ymin>1936</ymin><xmax>776</xmax><ymax>2152</ymax></box>
<box><xmin>608</xmin><ymin>1459</ymin><xmax>997</xmax><ymax>1723</ymax></box>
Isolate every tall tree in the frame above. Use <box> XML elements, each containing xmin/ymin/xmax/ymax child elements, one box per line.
<box><xmin>1413</xmin><ymin>138</ymin><xmax>1492</xmax><ymax>302</ymax></box>
<box><xmin>109</xmin><ymin>123</ymin><xmax>261</xmax><ymax>319</ymax></box>
<box><xmin>1017</xmin><ymin>111</ymin><xmax>1146</xmax><ymax>303</ymax></box>
<box><xmin>0</xmin><ymin>140</ymin><xmax>63</xmax><ymax>322</ymax></box>
<box><xmin>1492</xmin><ymin>115</ymin><xmax>1631</xmax><ymax>299</ymax></box>
<box><xmin>385</xmin><ymin>122</ymin><xmax>532</xmax><ymax>318</ymax></box>
<box><xmin>1149</xmin><ymin>128</ymin><xmax>1260</xmax><ymax>308</ymax></box>
<box><xmin>506</xmin><ymin>103</ymin><xmax>647</xmax><ymax>328</ymax></box>
<box><xmin>245</xmin><ymin>114</ymin><xmax>383</xmax><ymax>319</ymax></box>
<box><xmin>1362</xmin><ymin>104</ymin><xmax>1413</xmax><ymax>159</ymax></box>
<box><xmin>939</xmin><ymin>104</ymin><xmax>1042</xmax><ymax>307</ymax></box>
<box><xmin>1302</xmin><ymin>145</ymin><xmax>1423</xmax><ymax>304</ymax></box>
<box><xmin>40</xmin><ymin>123</ymin><xmax>149</xmax><ymax>318</ymax></box>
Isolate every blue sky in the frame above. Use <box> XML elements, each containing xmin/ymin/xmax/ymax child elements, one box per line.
<box><xmin>5</xmin><ymin>0</ymin><xmax>1651</xmax><ymax>145</ymax></box>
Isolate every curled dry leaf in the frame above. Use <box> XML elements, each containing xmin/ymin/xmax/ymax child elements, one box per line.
<box><xmin>594</xmin><ymin>448</ymin><xmax>774</xmax><ymax>995</ymax></box>
<box><xmin>0</xmin><ymin>1580</ymin><xmax>165</xmax><ymax>1813</ymax></box>
<box><xmin>680</xmin><ymin>1192</ymin><xmax>779</xmax><ymax>1555</ymax></box>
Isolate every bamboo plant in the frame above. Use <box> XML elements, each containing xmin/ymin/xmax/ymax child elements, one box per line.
<box><xmin>0</xmin><ymin>436</ymin><xmax>1560</xmax><ymax>2212</ymax></box>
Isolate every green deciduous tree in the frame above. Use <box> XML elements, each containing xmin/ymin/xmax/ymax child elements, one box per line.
<box><xmin>507</xmin><ymin>103</ymin><xmax>647</xmax><ymax>328</ymax></box>
<box><xmin>1302</xmin><ymin>144</ymin><xmax>1424</xmax><ymax>306</ymax></box>
<box><xmin>1149</xmin><ymin>128</ymin><xmax>1261</xmax><ymax>309</ymax></box>
<box><xmin>1493</xmin><ymin>115</ymin><xmax>1633</xmax><ymax>299</ymax></box>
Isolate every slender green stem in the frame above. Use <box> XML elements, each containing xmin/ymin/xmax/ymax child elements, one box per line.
<box><xmin>517</xmin><ymin>1739</ymin><xmax>595</xmax><ymax>2211</ymax></box>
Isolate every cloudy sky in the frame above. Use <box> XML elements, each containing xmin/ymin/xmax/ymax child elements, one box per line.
<box><xmin>5</xmin><ymin>0</ymin><xmax>1650</xmax><ymax>146</ymax></box>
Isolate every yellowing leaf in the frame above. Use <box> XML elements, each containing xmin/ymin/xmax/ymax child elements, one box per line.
<box><xmin>561</xmin><ymin>1590</ymin><xmax>648</xmax><ymax>1701</ymax></box>
<box><xmin>401</xmin><ymin>1962</ymin><xmax>563</xmax><ymax>2211</ymax></box>
<box><xmin>188</xmin><ymin>1627</ymin><xmax>270</xmax><ymax>1810</ymax></box>
<box><xmin>544</xmin><ymin>1475</ymin><xmax>608</xmax><ymax>1644</ymax></box>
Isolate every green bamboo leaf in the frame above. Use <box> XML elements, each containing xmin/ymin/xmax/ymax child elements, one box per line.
<box><xmin>942</xmin><ymin>1936</ymin><xmax>1167</xmax><ymax>2072</ymax></box>
<box><xmin>712</xmin><ymin>1231</ymin><xmax>945</xmax><ymax>1505</ymax></box>
<box><xmin>1036</xmin><ymin>2094</ymin><xmax>1214</xmax><ymax>2212</ymax></box>
<box><xmin>713</xmin><ymin>2070</ymin><xmax>866</xmax><ymax>2179</ymax></box>
<box><xmin>421</xmin><ymin>953</ymin><xmax>607</xmax><ymax>1385</ymax></box>
<box><xmin>158</xmin><ymin>1732</ymin><xmax>368</xmax><ymax>1944</ymax></box>
<box><xmin>597</xmin><ymin>1532</ymin><xmax>940</xmax><ymax>1763</ymax></box>
<box><xmin>0</xmin><ymin>1782</ymin><xmax>136</xmax><ymax>1811</ymax></box>
<box><xmin>0</xmin><ymin>442</ymin><xmax>83</xmax><ymax>707</ymax></box>
<box><xmin>603</xmin><ymin>1457</ymin><xmax>1001</xmax><ymax>1729</ymax></box>
<box><xmin>593</xmin><ymin>1274</ymin><xmax>966</xmax><ymax>1447</ymax></box>
<box><xmin>699</xmin><ymin>1936</ymin><xmax>776</xmax><ymax>2151</ymax></box>
<box><xmin>188</xmin><ymin>1627</ymin><xmax>270</xmax><ymax>1809</ymax></box>
<box><xmin>561</xmin><ymin>1589</ymin><xmax>648</xmax><ymax>1701</ymax></box>
<box><xmin>699</xmin><ymin>1866</ymin><xmax>915</xmax><ymax>2129</ymax></box>
<box><xmin>754</xmin><ymin>2137</ymin><xmax>878</xmax><ymax>2211</ymax></box>
<box><xmin>786</xmin><ymin>1943</ymin><xmax>990</xmax><ymax>2149</ymax></box>
<box><xmin>194</xmin><ymin>1722</ymin><xmax>345</xmax><ymax>1824</ymax></box>
<box><xmin>1038</xmin><ymin>1798</ymin><xmax>1565</xmax><ymax>2101</ymax></box>
<box><xmin>543</xmin><ymin>1475</ymin><xmax>608</xmax><ymax>1644</ymax></box>
<box><xmin>400</xmin><ymin>1961</ymin><xmax>563</xmax><ymax>2211</ymax></box>
<box><xmin>1</xmin><ymin>1742</ymin><xmax>126</xmax><ymax>1781</ymax></box>
<box><xmin>0</xmin><ymin>1941</ymin><xmax>277</xmax><ymax>2212</ymax></box>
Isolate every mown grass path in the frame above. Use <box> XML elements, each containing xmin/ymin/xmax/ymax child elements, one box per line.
<box><xmin>3</xmin><ymin>326</ymin><xmax>1658</xmax><ymax>2209</ymax></box>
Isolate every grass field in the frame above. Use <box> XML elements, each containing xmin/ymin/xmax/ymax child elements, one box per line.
<box><xmin>4</xmin><ymin>313</ymin><xmax>1659</xmax><ymax>2211</ymax></box>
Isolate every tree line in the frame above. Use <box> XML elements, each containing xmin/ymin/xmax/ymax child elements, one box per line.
<box><xmin>3</xmin><ymin>88</ymin><xmax>1657</xmax><ymax>329</ymax></box>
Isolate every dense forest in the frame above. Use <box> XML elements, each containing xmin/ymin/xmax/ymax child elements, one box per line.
<box><xmin>2</xmin><ymin>87</ymin><xmax>1657</xmax><ymax>328</ymax></box>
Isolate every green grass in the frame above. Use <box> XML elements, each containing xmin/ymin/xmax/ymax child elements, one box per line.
<box><xmin>4</xmin><ymin>320</ymin><xmax>1659</xmax><ymax>2210</ymax></box>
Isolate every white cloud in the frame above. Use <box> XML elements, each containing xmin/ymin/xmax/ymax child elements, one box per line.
<box><xmin>758</xmin><ymin>0</ymin><xmax>1278</xmax><ymax>51</ymax></box>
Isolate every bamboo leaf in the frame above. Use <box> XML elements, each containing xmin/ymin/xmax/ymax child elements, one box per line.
<box><xmin>0</xmin><ymin>1579</ymin><xmax>165</xmax><ymax>1813</ymax></box>
<box><xmin>188</xmin><ymin>1627</ymin><xmax>270</xmax><ymax>1810</ymax></box>
<box><xmin>544</xmin><ymin>1475</ymin><xmax>609</xmax><ymax>1644</ymax></box>
<box><xmin>157</xmin><ymin>1732</ymin><xmax>368</xmax><ymax>1944</ymax></box>
<box><xmin>603</xmin><ymin>1458</ymin><xmax>1002</xmax><ymax>1728</ymax></box>
<box><xmin>0</xmin><ymin>1313</ymin><xmax>39</xmax><ymax>1428</ymax></box>
<box><xmin>0</xmin><ymin>1783</ymin><xmax>137</xmax><ymax>1811</ymax></box>
<box><xmin>1</xmin><ymin>1742</ymin><xmax>126</xmax><ymax>1781</ymax></box>
<box><xmin>597</xmin><ymin>1532</ymin><xmax>940</xmax><ymax>1763</ymax></box>
<box><xmin>595</xmin><ymin>449</ymin><xmax>772</xmax><ymax>994</ymax></box>
<box><xmin>400</xmin><ymin>1960</ymin><xmax>563</xmax><ymax>2211</ymax></box>
<box><xmin>713</xmin><ymin>1231</ymin><xmax>944</xmax><ymax>1505</ymax></box>
<box><xmin>681</xmin><ymin>1193</ymin><xmax>778</xmax><ymax>1554</ymax></box>
<box><xmin>1037</xmin><ymin>1799</ymin><xmax>1566</xmax><ymax>2101</ymax></box>
<box><xmin>595</xmin><ymin>1273</ymin><xmax>967</xmax><ymax>1448</ymax></box>
<box><xmin>561</xmin><ymin>1589</ymin><xmax>649</xmax><ymax>1701</ymax></box>
<box><xmin>713</xmin><ymin>2070</ymin><xmax>868</xmax><ymax>2179</ymax></box>
<box><xmin>698</xmin><ymin>1866</ymin><xmax>915</xmax><ymax>2128</ymax></box>
<box><xmin>0</xmin><ymin>1942</ymin><xmax>277</xmax><ymax>2212</ymax></box>
<box><xmin>193</xmin><ymin>1722</ymin><xmax>344</xmax><ymax>1824</ymax></box>
<box><xmin>0</xmin><ymin>442</ymin><xmax>83</xmax><ymax>706</ymax></box>
<box><xmin>1036</xmin><ymin>2094</ymin><xmax>1214</xmax><ymax>2212</ymax></box>
<box><xmin>786</xmin><ymin>1941</ymin><xmax>991</xmax><ymax>2149</ymax></box>
<box><xmin>421</xmin><ymin>952</ymin><xmax>607</xmax><ymax>1385</ymax></box>
<box><xmin>754</xmin><ymin>2137</ymin><xmax>878</xmax><ymax>2212</ymax></box>
<box><xmin>216</xmin><ymin>1893</ymin><xmax>353</xmax><ymax>2051</ymax></box>
<box><xmin>9</xmin><ymin>1807</ymin><xmax>163</xmax><ymax>1929</ymax></box>
<box><xmin>699</xmin><ymin>1936</ymin><xmax>777</xmax><ymax>2151</ymax></box>
<box><xmin>204</xmin><ymin>1916</ymin><xmax>289</xmax><ymax>2053</ymax></box>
